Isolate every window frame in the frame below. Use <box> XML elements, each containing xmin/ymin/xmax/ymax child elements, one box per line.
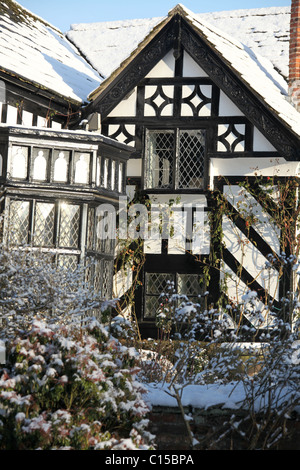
<box><xmin>143</xmin><ymin>271</ymin><xmax>205</xmax><ymax>320</ymax></box>
<box><xmin>144</xmin><ymin>126</ymin><xmax>208</xmax><ymax>192</ymax></box>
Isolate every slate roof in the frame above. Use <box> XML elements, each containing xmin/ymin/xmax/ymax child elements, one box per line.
<box><xmin>0</xmin><ymin>0</ymin><xmax>101</xmax><ymax>104</ymax></box>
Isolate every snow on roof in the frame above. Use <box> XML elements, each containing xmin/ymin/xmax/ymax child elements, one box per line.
<box><xmin>0</xmin><ymin>1</ymin><xmax>101</xmax><ymax>104</ymax></box>
<box><xmin>182</xmin><ymin>5</ymin><xmax>300</xmax><ymax>137</ymax></box>
<box><xmin>67</xmin><ymin>6</ymin><xmax>290</xmax><ymax>81</ymax></box>
<box><xmin>67</xmin><ymin>4</ymin><xmax>300</xmax><ymax>139</ymax></box>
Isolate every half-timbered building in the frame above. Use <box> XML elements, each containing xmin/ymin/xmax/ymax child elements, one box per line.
<box><xmin>1</xmin><ymin>1</ymin><xmax>300</xmax><ymax>337</ymax></box>
<box><xmin>68</xmin><ymin>3</ymin><xmax>300</xmax><ymax>337</ymax></box>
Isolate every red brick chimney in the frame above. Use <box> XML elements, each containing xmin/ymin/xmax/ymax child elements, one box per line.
<box><xmin>289</xmin><ymin>0</ymin><xmax>300</xmax><ymax>110</ymax></box>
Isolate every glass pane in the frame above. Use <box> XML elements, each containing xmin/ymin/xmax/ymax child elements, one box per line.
<box><xmin>58</xmin><ymin>255</ymin><xmax>78</xmax><ymax>272</ymax></box>
<box><xmin>102</xmin><ymin>260</ymin><xmax>113</xmax><ymax>299</ymax></box>
<box><xmin>96</xmin><ymin>210</ymin><xmax>115</xmax><ymax>254</ymax></box>
<box><xmin>87</xmin><ymin>207</ymin><xmax>95</xmax><ymax>250</ymax></box>
<box><xmin>59</xmin><ymin>203</ymin><xmax>80</xmax><ymax>248</ymax></box>
<box><xmin>178</xmin><ymin>130</ymin><xmax>206</xmax><ymax>189</ymax></box>
<box><xmin>11</xmin><ymin>146</ymin><xmax>28</xmax><ymax>179</ymax></box>
<box><xmin>144</xmin><ymin>272</ymin><xmax>174</xmax><ymax>319</ymax></box>
<box><xmin>32</xmin><ymin>148</ymin><xmax>49</xmax><ymax>181</ymax></box>
<box><xmin>144</xmin><ymin>295</ymin><xmax>162</xmax><ymax>319</ymax></box>
<box><xmin>94</xmin><ymin>259</ymin><xmax>102</xmax><ymax>295</ymax></box>
<box><xmin>53</xmin><ymin>150</ymin><xmax>70</xmax><ymax>183</ymax></box>
<box><xmin>177</xmin><ymin>274</ymin><xmax>202</xmax><ymax>300</ymax></box>
<box><xmin>8</xmin><ymin>200</ymin><xmax>30</xmax><ymax>245</ymax></box>
<box><xmin>74</xmin><ymin>152</ymin><xmax>90</xmax><ymax>184</ymax></box>
<box><xmin>33</xmin><ymin>202</ymin><xmax>55</xmax><ymax>246</ymax></box>
<box><xmin>146</xmin><ymin>273</ymin><xmax>174</xmax><ymax>295</ymax></box>
<box><xmin>146</xmin><ymin>131</ymin><xmax>174</xmax><ymax>189</ymax></box>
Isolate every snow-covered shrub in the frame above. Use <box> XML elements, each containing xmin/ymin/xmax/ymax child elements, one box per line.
<box><xmin>0</xmin><ymin>244</ymin><xmax>107</xmax><ymax>337</ymax></box>
<box><xmin>0</xmin><ymin>318</ymin><xmax>154</xmax><ymax>450</ymax></box>
<box><xmin>0</xmin><ymin>237</ymin><xmax>154</xmax><ymax>450</ymax></box>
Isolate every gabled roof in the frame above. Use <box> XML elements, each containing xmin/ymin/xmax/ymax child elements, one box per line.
<box><xmin>0</xmin><ymin>0</ymin><xmax>101</xmax><ymax>104</ymax></box>
<box><xmin>73</xmin><ymin>4</ymin><xmax>300</xmax><ymax>149</ymax></box>
<box><xmin>67</xmin><ymin>5</ymin><xmax>290</xmax><ymax>82</ymax></box>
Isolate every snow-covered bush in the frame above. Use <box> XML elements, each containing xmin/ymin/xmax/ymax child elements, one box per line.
<box><xmin>138</xmin><ymin>278</ymin><xmax>300</xmax><ymax>449</ymax></box>
<box><xmin>0</xmin><ymin>239</ymin><xmax>154</xmax><ymax>450</ymax></box>
<box><xmin>0</xmin><ymin>318</ymin><xmax>154</xmax><ymax>450</ymax></box>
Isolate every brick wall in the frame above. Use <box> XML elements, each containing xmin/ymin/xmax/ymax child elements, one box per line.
<box><xmin>148</xmin><ymin>405</ymin><xmax>300</xmax><ymax>450</ymax></box>
<box><xmin>289</xmin><ymin>0</ymin><xmax>300</xmax><ymax>109</ymax></box>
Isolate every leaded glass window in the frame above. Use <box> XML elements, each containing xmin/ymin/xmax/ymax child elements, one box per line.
<box><xmin>146</xmin><ymin>130</ymin><xmax>174</xmax><ymax>189</ymax></box>
<box><xmin>145</xmin><ymin>129</ymin><xmax>206</xmax><ymax>190</ymax></box>
<box><xmin>58</xmin><ymin>254</ymin><xmax>79</xmax><ymax>272</ymax></box>
<box><xmin>144</xmin><ymin>272</ymin><xmax>203</xmax><ymax>318</ymax></box>
<box><xmin>58</xmin><ymin>203</ymin><xmax>80</xmax><ymax>248</ymax></box>
<box><xmin>178</xmin><ymin>130</ymin><xmax>206</xmax><ymax>189</ymax></box>
<box><xmin>8</xmin><ymin>200</ymin><xmax>30</xmax><ymax>245</ymax></box>
<box><xmin>102</xmin><ymin>259</ymin><xmax>113</xmax><ymax>299</ymax></box>
<box><xmin>33</xmin><ymin>202</ymin><xmax>55</xmax><ymax>246</ymax></box>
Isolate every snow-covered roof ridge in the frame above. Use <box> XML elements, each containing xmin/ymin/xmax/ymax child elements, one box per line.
<box><xmin>0</xmin><ymin>0</ymin><xmax>101</xmax><ymax>104</ymax></box>
<box><xmin>67</xmin><ymin>5</ymin><xmax>290</xmax><ymax>81</ymax></box>
<box><xmin>72</xmin><ymin>4</ymin><xmax>299</xmax><ymax>139</ymax></box>
<box><xmin>179</xmin><ymin>4</ymin><xmax>300</xmax><ymax>136</ymax></box>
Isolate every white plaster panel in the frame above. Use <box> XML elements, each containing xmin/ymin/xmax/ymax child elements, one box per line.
<box><xmin>223</xmin><ymin>185</ymin><xmax>280</xmax><ymax>253</ymax></box>
<box><xmin>6</xmin><ymin>105</ymin><xmax>17</xmax><ymax>125</ymax></box>
<box><xmin>222</xmin><ymin>215</ymin><xmax>279</xmax><ymax>300</ymax></box>
<box><xmin>127</xmin><ymin>159</ymin><xmax>142</xmax><ymax>177</ymax></box>
<box><xmin>218</xmin><ymin>91</ymin><xmax>244</xmax><ymax>116</ymax></box>
<box><xmin>107</xmin><ymin>88</ymin><xmax>137</xmax><ymax>117</ymax></box>
<box><xmin>211</xmin><ymin>157</ymin><xmax>299</xmax><ymax>178</ymax></box>
<box><xmin>253</xmin><ymin>127</ymin><xmax>277</xmax><ymax>151</ymax></box>
<box><xmin>182</xmin><ymin>51</ymin><xmax>208</xmax><ymax>77</ymax></box>
<box><xmin>145</xmin><ymin>50</ymin><xmax>175</xmax><ymax>78</ymax></box>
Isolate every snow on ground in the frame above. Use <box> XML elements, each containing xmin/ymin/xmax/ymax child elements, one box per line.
<box><xmin>145</xmin><ymin>382</ymin><xmax>245</xmax><ymax>410</ymax></box>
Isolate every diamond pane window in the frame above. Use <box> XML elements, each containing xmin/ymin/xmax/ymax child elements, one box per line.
<box><xmin>94</xmin><ymin>259</ymin><xmax>102</xmax><ymax>295</ymax></box>
<box><xmin>58</xmin><ymin>254</ymin><xmax>78</xmax><ymax>272</ymax></box>
<box><xmin>144</xmin><ymin>272</ymin><xmax>203</xmax><ymax>319</ymax></box>
<box><xmin>102</xmin><ymin>260</ymin><xmax>113</xmax><ymax>299</ymax></box>
<box><xmin>145</xmin><ymin>129</ymin><xmax>206</xmax><ymax>190</ymax></box>
<box><xmin>33</xmin><ymin>202</ymin><xmax>55</xmax><ymax>247</ymax></box>
<box><xmin>178</xmin><ymin>130</ymin><xmax>206</xmax><ymax>189</ymax></box>
<box><xmin>177</xmin><ymin>274</ymin><xmax>203</xmax><ymax>303</ymax></box>
<box><xmin>8</xmin><ymin>200</ymin><xmax>30</xmax><ymax>245</ymax></box>
<box><xmin>145</xmin><ymin>273</ymin><xmax>174</xmax><ymax>318</ymax></box>
<box><xmin>58</xmin><ymin>203</ymin><xmax>80</xmax><ymax>248</ymax></box>
<box><xmin>87</xmin><ymin>207</ymin><xmax>95</xmax><ymax>250</ymax></box>
<box><xmin>146</xmin><ymin>130</ymin><xmax>174</xmax><ymax>189</ymax></box>
<box><xmin>11</xmin><ymin>146</ymin><xmax>28</xmax><ymax>180</ymax></box>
